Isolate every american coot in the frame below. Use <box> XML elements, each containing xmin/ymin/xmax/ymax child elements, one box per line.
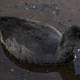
<box><xmin>0</xmin><ymin>16</ymin><xmax>75</xmax><ymax>72</ymax></box>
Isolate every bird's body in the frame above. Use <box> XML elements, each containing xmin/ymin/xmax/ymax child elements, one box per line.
<box><xmin>0</xmin><ymin>16</ymin><xmax>61</xmax><ymax>64</ymax></box>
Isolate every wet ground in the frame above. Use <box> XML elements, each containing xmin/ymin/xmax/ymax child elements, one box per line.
<box><xmin>0</xmin><ymin>0</ymin><xmax>80</xmax><ymax>80</ymax></box>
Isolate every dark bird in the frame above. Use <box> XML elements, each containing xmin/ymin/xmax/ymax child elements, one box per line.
<box><xmin>0</xmin><ymin>16</ymin><xmax>77</xmax><ymax>72</ymax></box>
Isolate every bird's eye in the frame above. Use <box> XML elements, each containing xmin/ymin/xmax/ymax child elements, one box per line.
<box><xmin>77</xmin><ymin>49</ymin><xmax>80</xmax><ymax>52</ymax></box>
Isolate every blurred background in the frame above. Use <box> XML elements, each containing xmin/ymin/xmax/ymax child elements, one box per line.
<box><xmin>0</xmin><ymin>0</ymin><xmax>80</xmax><ymax>80</ymax></box>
